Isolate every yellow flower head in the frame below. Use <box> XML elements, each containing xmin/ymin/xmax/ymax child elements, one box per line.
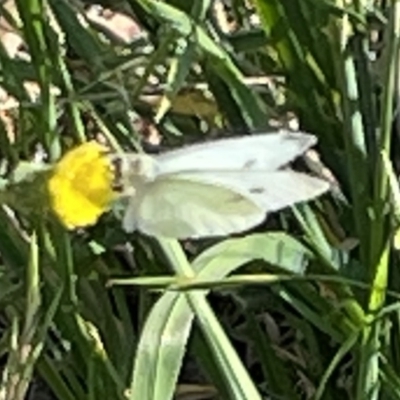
<box><xmin>48</xmin><ymin>141</ymin><xmax>116</xmax><ymax>229</ymax></box>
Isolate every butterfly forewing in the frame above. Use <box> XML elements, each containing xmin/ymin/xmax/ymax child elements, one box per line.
<box><xmin>154</xmin><ymin>131</ymin><xmax>317</xmax><ymax>175</ymax></box>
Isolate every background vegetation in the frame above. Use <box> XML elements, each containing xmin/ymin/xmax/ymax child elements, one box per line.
<box><xmin>0</xmin><ymin>0</ymin><xmax>399</xmax><ymax>399</ymax></box>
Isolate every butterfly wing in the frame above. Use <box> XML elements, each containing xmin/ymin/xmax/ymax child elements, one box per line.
<box><xmin>122</xmin><ymin>176</ymin><xmax>266</xmax><ymax>238</ymax></box>
<box><xmin>173</xmin><ymin>170</ymin><xmax>329</xmax><ymax>211</ymax></box>
<box><xmin>155</xmin><ymin>131</ymin><xmax>317</xmax><ymax>174</ymax></box>
<box><xmin>122</xmin><ymin>170</ymin><xmax>329</xmax><ymax>239</ymax></box>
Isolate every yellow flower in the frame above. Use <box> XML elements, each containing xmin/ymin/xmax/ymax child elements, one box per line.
<box><xmin>48</xmin><ymin>141</ymin><xmax>115</xmax><ymax>229</ymax></box>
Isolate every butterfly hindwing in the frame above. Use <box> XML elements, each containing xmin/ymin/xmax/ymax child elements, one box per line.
<box><xmin>123</xmin><ymin>176</ymin><xmax>265</xmax><ymax>238</ymax></box>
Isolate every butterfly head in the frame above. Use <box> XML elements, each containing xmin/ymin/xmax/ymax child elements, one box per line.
<box><xmin>111</xmin><ymin>153</ymin><xmax>159</xmax><ymax>196</ymax></box>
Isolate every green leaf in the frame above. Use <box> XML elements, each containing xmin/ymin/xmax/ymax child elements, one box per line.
<box><xmin>193</xmin><ymin>232</ymin><xmax>311</xmax><ymax>276</ymax></box>
<box><xmin>129</xmin><ymin>292</ymin><xmax>194</xmax><ymax>400</ymax></box>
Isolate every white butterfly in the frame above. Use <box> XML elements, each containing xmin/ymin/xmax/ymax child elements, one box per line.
<box><xmin>115</xmin><ymin>131</ymin><xmax>329</xmax><ymax>239</ymax></box>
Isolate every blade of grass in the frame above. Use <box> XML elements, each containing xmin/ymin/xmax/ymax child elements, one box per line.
<box><xmin>355</xmin><ymin>4</ymin><xmax>400</xmax><ymax>400</ymax></box>
<box><xmin>158</xmin><ymin>238</ymin><xmax>263</xmax><ymax>400</ymax></box>
<box><xmin>369</xmin><ymin>1</ymin><xmax>400</xmax><ymax>309</ymax></box>
<box><xmin>15</xmin><ymin>0</ymin><xmax>59</xmax><ymax>157</ymax></box>
<box><xmin>129</xmin><ymin>291</ymin><xmax>195</xmax><ymax>400</ymax></box>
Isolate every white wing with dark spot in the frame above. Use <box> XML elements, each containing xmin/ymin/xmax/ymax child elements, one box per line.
<box><xmin>172</xmin><ymin>170</ymin><xmax>330</xmax><ymax>211</ymax></box>
<box><xmin>155</xmin><ymin>131</ymin><xmax>317</xmax><ymax>174</ymax></box>
<box><xmin>122</xmin><ymin>170</ymin><xmax>329</xmax><ymax>239</ymax></box>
